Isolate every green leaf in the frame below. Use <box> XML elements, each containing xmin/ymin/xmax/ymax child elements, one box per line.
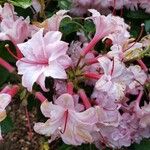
<box><xmin>0</xmin><ymin>66</ymin><xmax>10</xmax><ymax>86</ymax></box>
<box><xmin>60</xmin><ymin>19</ymin><xmax>81</xmax><ymax>36</ymax></box>
<box><xmin>58</xmin><ymin>0</ymin><xmax>71</xmax><ymax>10</ymax></box>
<box><xmin>27</xmin><ymin>95</ymin><xmax>38</xmax><ymax>111</ymax></box>
<box><xmin>58</xmin><ymin>144</ymin><xmax>73</xmax><ymax>150</ymax></box>
<box><xmin>145</xmin><ymin>20</ymin><xmax>150</xmax><ymax>33</ymax></box>
<box><xmin>84</xmin><ymin>20</ymin><xmax>95</xmax><ymax>33</ymax></box>
<box><xmin>0</xmin><ymin>0</ymin><xmax>7</xmax><ymax>5</ymax></box>
<box><xmin>124</xmin><ymin>9</ymin><xmax>150</xmax><ymax>20</ymax></box>
<box><xmin>9</xmin><ymin>0</ymin><xmax>32</xmax><ymax>9</ymax></box>
<box><xmin>132</xmin><ymin>139</ymin><xmax>150</xmax><ymax>150</ymax></box>
<box><xmin>0</xmin><ymin>116</ymin><xmax>14</xmax><ymax>133</ymax></box>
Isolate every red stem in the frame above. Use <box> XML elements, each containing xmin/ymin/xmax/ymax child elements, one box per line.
<box><xmin>25</xmin><ymin>106</ymin><xmax>33</xmax><ymax>140</ymax></box>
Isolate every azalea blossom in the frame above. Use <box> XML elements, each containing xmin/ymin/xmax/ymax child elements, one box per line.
<box><xmin>95</xmin><ymin>56</ymin><xmax>128</xmax><ymax>101</ymax></box>
<box><xmin>81</xmin><ymin>9</ymin><xmax>129</xmax><ymax>56</ymax></box>
<box><xmin>0</xmin><ymin>3</ymin><xmax>30</xmax><ymax>44</ymax></box>
<box><xmin>34</xmin><ymin>93</ymin><xmax>97</xmax><ymax>145</ymax></box>
<box><xmin>70</xmin><ymin>0</ymin><xmax>150</xmax><ymax>16</ymax></box>
<box><xmin>0</xmin><ymin>85</ymin><xmax>19</xmax><ymax>140</ymax></box>
<box><xmin>0</xmin><ymin>93</ymin><xmax>11</xmax><ymax>140</ymax></box>
<box><xmin>16</xmin><ymin>29</ymin><xmax>71</xmax><ymax>91</ymax></box>
<box><xmin>0</xmin><ymin>93</ymin><xmax>11</xmax><ymax>123</ymax></box>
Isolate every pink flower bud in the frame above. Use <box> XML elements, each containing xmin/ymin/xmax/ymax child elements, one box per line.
<box><xmin>7</xmin><ymin>85</ymin><xmax>19</xmax><ymax>97</ymax></box>
<box><xmin>78</xmin><ymin>89</ymin><xmax>91</xmax><ymax>109</ymax></box>
<box><xmin>35</xmin><ymin>92</ymin><xmax>47</xmax><ymax>103</ymax></box>
<box><xmin>67</xmin><ymin>82</ymin><xmax>74</xmax><ymax>95</ymax></box>
<box><xmin>84</xmin><ymin>72</ymin><xmax>101</xmax><ymax>80</ymax></box>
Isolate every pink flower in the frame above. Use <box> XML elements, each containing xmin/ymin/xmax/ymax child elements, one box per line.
<box><xmin>140</xmin><ymin>1</ymin><xmax>150</xmax><ymax>13</ymax></box>
<box><xmin>95</xmin><ymin>56</ymin><xmax>128</xmax><ymax>100</ymax></box>
<box><xmin>0</xmin><ymin>93</ymin><xmax>11</xmax><ymax>122</ymax></box>
<box><xmin>87</xmin><ymin>9</ymin><xmax>115</xmax><ymax>40</ymax></box>
<box><xmin>46</xmin><ymin>10</ymin><xmax>70</xmax><ymax>31</ymax></box>
<box><xmin>16</xmin><ymin>29</ymin><xmax>71</xmax><ymax>91</ymax></box>
<box><xmin>34</xmin><ymin>93</ymin><xmax>97</xmax><ymax>145</ymax></box>
<box><xmin>96</xmin><ymin>105</ymin><xmax>121</xmax><ymax>127</ymax></box>
<box><xmin>0</xmin><ymin>85</ymin><xmax>19</xmax><ymax>140</ymax></box>
<box><xmin>81</xmin><ymin>9</ymin><xmax>129</xmax><ymax>56</ymax></box>
<box><xmin>0</xmin><ymin>17</ymin><xmax>30</xmax><ymax>44</ymax></box>
<box><xmin>0</xmin><ymin>3</ymin><xmax>17</xmax><ymax>21</ymax></box>
<box><xmin>0</xmin><ymin>3</ymin><xmax>30</xmax><ymax>44</ymax></box>
<box><xmin>127</xmin><ymin>65</ymin><xmax>147</xmax><ymax>94</ymax></box>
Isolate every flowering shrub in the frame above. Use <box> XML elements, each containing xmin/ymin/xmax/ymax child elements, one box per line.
<box><xmin>0</xmin><ymin>0</ymin><xmax>150</xmax><ymax>149</ymax></box>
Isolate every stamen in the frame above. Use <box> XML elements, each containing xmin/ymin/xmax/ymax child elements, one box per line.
<box><xmin>124</xmin><ymin>24</ymin><xmax>144</xmax><ymax>51</ymax></box>
<box><xmin>5</xmin><ymin>44</ymin><xmax>48</xmax><ymax>65</ymax></box>
<box><xmin>120</xmin><ymin>8</ymin><xmax>123</xmax><ymax>17</ymax></box>
<box><xmin>0</xmin><ymin>58</ymin><xmax>15</xmax><ymax>73</ymax></box>
<box><xmin>75</xmin><ymin>56</ymin><xmax>83</xmax><ymax>68</ymax></box>
<box><xmin>137</xmin><ymin>59</ymin><xmax>148</xmax><ymax>72</ymax></box>
<box><xmin>59</xmin><ymin>110</ymin><xmax>69</xmax><ymax>134</ymax></box>
<box><xmin>16</xmin><ymin>46</ymin><xmax>23</xmax><ymax>59</ymax></box>
<box><xmin>5</xmin><ymin>44</ymin><xmax>20</xmax><ymax>60</ymax></box>
<box><xmin>112</xmin><ymin>0</ymin><xmax>116</xmax><ymax>16</ymax></box>
<box><xmin>135</xmin><ymin>90</ymin><xmax>143</xmax><ymax>107</ymax></box>
<box><xmin>35</xmin><ymin>92</ymin><xmax>47</xmax><ymax>103</ymax></box>
<box><xmin>67</xmin><ymin>82</ymin><xmax>74</xmax><ymax>95</ymax></box>
<box><xmin>110</xmin><ymin>57</ymin><xmax>115</xmax><ymax>75</ymax></box>
<box><xmin>78</xmin><ymin>89</ymin><xmax>91</xmax><ymax>109</ymax></box>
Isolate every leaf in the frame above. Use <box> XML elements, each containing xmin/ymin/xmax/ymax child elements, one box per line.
<box><xmin>40</xmin><ymin>141</ymin><xmax>50</xmax><ymax>150</ymax></box>
<box><xmin>145</xmin><ymin>20</ymin><xmax>150</xmax><ymax>33</ymax></box>
<box><xmin>60</xmin><ymin>19</ymin><xmax>81</xmax><ymax>36</ymax></box>
<box><xmin>124</xmin><ymin>9</ymin><xmax>150</xmax><ymax>20</ymax></box>
<box><xmin>0</xmin><ymin>116</ymin><xmax>14</xmax><ymax>133</ymax></box>
<box><xmin>58</xmin><ymin>0</ymin><xmax>71</xmax><ymax>10</ymax></box>
<box><xmin>0</xmin><ymin>0</ymin><xmax>7</xmax><ymax>5</ymax></box>
<box><xmin>58</xmin><ymin>144</ymin><xmax>73</xmax><ymax>150</ymax></box>
<box><xmin>27</xmin><ymin>95</ymin><xmax>38</xmax><ymax>111</ymax></box>
<box><xmin>132</xmin><ymin>139</ymin><xmax>150</xmax><ymax>150</ymax></box>
<box><xmin>9</xmin><ymin>0</ymin><xmax>32</xmax><ymax>9</ymax></box>
<box><xmin>0</xmin><ymin>66</ymin><xmax>10</xmax><ymax>86</ymax></box>
<box><xmin>84</xmin><ymin>20</ymin><xmax>95</xmax><ymax>33</ymax></box>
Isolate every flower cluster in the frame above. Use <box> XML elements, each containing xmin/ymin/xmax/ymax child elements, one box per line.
<box><xmin>71</xmin><ymin>0</ymin><xmax>150</xmax><ymax>16</ymax></box>
<box><xmin>0</xmin><ymin>2</ymin><xmax>149</xmax><ymax>149</ymax></box>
